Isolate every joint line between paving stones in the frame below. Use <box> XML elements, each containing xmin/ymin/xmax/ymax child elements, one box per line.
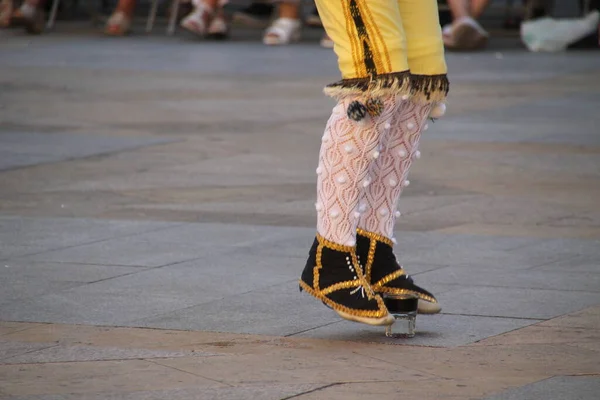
<box><xmin>470</xmin><ymin>320</ymin><xmax>554</xmax><ymax>346</ymax></box>
<box><xmin>0</xmin><ymin>355</ymin><xmax>218</xmax><ymax>366</ymax></box>
<box><xmin>0</xmin><ymin>344</ymin><xmax>60</xmax><ymax>363</ymax></box>
<box><xmin>0</xmin><ymin>325</ymin><xmax>39</xmax><ymax>338</ymax></box>
<box><xmin>145</xmin><ymin>358</ymin><xmax>235</xmax><ymax>387</ymax></box>
<box><xmin>6</xmin><ymin>221</ymin><xmax>189</xmax><ymax>262</ymax></box>
<box><xmin>76</xmin><ymin>227</ymin><xmax>306</xmax><ymax>285</ymax></box>
<box><xmin>280</xmin><ymin>382</ymin><xmax>344</xmax><ymax>400</ymax></box>
<box><xmin>440</xmin><ymin>312</ymin><xmax>545</xmax><ymax>321</ymax></box>
<box><xmin>0</xmin><ymin>139</ymin><xmax>184</xmax><ymax>174</ymax></box>
<box><xmin>565</xmin><ymin>373</ymin><xmax>600</xmax><ymax>377</ymax></box>
<box><xmin>523</xmin><ymin>253</ymin><xmax>585</xmax><ymax>271</ymax></box>
<box><xmin>284</xmin><ymin>320</ymin><xmax>342</xmax><ymax>337</ymax></box>
<box><xmin>80</xmin><ymin>270</ymin><xmax>157</xmax><ymax>287</ymax></box>
<box><xmin>443</xmin><ymin>283</ymin><xmax>600</xmax><ymax>294</ymax></box>
<box><xmin>72</xmin><ymin>255</ymin><xmax>219</xmax><ymax>288</ymax></box>
<box><xmin>128</xmin><ymin>278</ymin><xmax>300</xmax><ymax>325</ymax></box>
<box><xmin>48</xmin><ymin>260</ymin><xmax>153</xmax><ymax>268</ymax></box>
<box><xmin>351</xmin><ymin>351</ymin><xmax>447</xmax><ymax>379</ymax></box>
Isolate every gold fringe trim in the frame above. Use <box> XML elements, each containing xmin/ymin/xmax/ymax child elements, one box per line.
<box><xmin>324</xmin><ymin>72</ymin><xmax>449</xmax><ymax>103</ymax></box>
<box><xmin>410</xmin><ymin>74</ymin><xmax>450</xmax><ymax>103</ymax></box>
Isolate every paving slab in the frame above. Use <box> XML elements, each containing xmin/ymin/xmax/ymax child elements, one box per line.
<box><xmin>0</xmin><ymin>341</ymin><xmax>56</xmax><ymax>362</ymax></box>
<box><xmin>0</xmin><ymin>261</ymin><xmax>143</xmax><ymax>304</ymax></box>
<box><xmin>133</xmin><ymin>280</ymin><xmax>342</xmax><ymax>336</ymax></box>
<box><xmin>511</xmin><ymin>237</ymin><xmax>600</xmax><ymax>260</ymax></box>
<box><xmin>0</xmin><ymin>216</ymin><xmax>179</xmax><ymax>257</ymax></box>
<box><xmin>16</xmin><ymin>236</ymin><xmax>220</xmax><ymax>267</ymax></box>
<box><xmin>400</xmin><ymin>240</ymin><xmax>576</xmax><ymax>270</ymax></box>
<box><xmin>484</xmin><ymin>376</ymin><xmax>600</xmax><ymax>400</ymax></box>
<box><xmin>0</xmin><ymin>384</ymin><xmax>325</xmax><ymax>400</ymax></box>
<box><xmin>438</xmin><ymin>286</ymin><xmax>600</xmax><ymax>319</ymax></box>
<box><xmin>416</xmin><ymin>265</ymin><xmax>600</xmax><ymax>292</ymax></box>
<box><xmin>292</xmin><ymin>314</ymin><xmax>541</xmax><ymax>347</ymax></box>
<box><xmin>0</xmin><ymin>132</ymin><xmax>175</xmax><ymax>171</ymax></box>
<box><xmin>0</xmin><ymin>359</ymin><xmax>224</xmax><ymax>396</ymax></box>
<box><xmin>430</xmin><ymin>93</ymin><xmax>600</xmax><ymax>146</ymax></box>
<box><xmin>15</xmin><ymin>222</ymin><xmax>310</xmax><ymax>266</ymax></box>
<box><xmin>0</xmin><ymin>343</ymin><xmax>216</xmax><ymax>364</ymax></box>
<box><xmin>0</xmin><ymin>244</ymin><xmax>62</xmax><ymax>260</ymax></box>
<box><xmin>0</xmin><ymin>312</ymin><xmax>598</xmax><ymax>400</ymax></box>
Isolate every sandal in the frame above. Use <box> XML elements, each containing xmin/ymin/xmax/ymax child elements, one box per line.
<box><xmin>206</xmin><ymin>14</ymin><xmax>229</xmax><ymax>40</ymax></box>
<box><xmin>0</xmin><ymin>0</ymin><xmax>13</xmax><ymax>28</ymax></box>
<box><xmin>447</xmin><ymin>17</ymin><xmax>488</xmax><ymax>51</ymax></box>
<box><xmin>23</xmin><ymin>7</ymin><xmax>44</xmax><ymax>34</ymax></box>
<box><xmin>12</xmin><ymin>3</ymin><xmax>45</xmax><ymax>34</ymax></box>
<box><xmin>104</xmin><ymin>11</ymin><xmax>132</xmax><ymax>36</ymax></box>
<box><xmin>263</xmin><ymin>17</ymin><xmax>301</xmax><ymax>46</ymax></box>
<box><xmin>180</xmin><ymin>0</ymin><xmax>213</xmax><ymax>37</ymax></box>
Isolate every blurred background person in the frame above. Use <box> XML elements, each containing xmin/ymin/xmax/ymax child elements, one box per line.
<box><xmin>262</xmin><ymin>0</ymin><xmax>331</xmax><ymax>47</ymax></box>
<box><xmin>180</xmin><ymin>0</ymin><xmax>229</xmax><ymax>38</ymax></box>
<box><xmin>104</xmin><ymin>0</ymin><xmax>137</xmax><ymax>35</ymax></box>
<box><xmin>443</xmin><ymin>0</ymin><xmax>491</xmax><ymax>51</ymax></box>
<box><xmin>262</xmin><ymin>0</ymin><xmax>301</xmax><ymax>45</ymax></box>
<box><xmin>0</xmin><ymin>0</ymin><xmax>46</xmax><ymax>33</ymax></box>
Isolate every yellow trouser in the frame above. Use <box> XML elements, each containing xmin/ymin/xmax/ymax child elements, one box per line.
<box><xmin>315</xmin><ymin>0</ymin><xmax>448</xmax><ymax>101</ymax></box>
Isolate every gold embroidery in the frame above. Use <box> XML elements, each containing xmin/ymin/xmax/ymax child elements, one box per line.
<box><xmin>356</xmin><ymin>229</ymin><xmax>437</xmax><ymax>303</ymax></box>
<box><xmin>300</xmin><ymin>234</ymin><xmax>390</xmax><ymax>319</ymax></box>
<box><xmin>357</xmin><ymin>228</ymin><xmax>393</xmax><ymax>247</ymax></box>
<box><xmin>379</xmin><ymin>286</ymin><xmax>437</xmax><ymax>303</ymax></box>
<box><xmin>372</xmin><ymin>268</ymin><xmax>407</xmax><ymax>290</ymax></box>
<box><xmin>366</xmin><ymin>239</ymin><xmax>377</xmax><ymax>283</ymax></box>
<box><xmin>348</xmin><ymin>0</ymin><xmax>376</xmax><ymax>76</ymax></box>
<box><xmin>299</xmin><ymin>280</ymin><xmax>389</xmax><ymax>318</ymax></box>
<box><xmin>321</xmin><ymin>280</ymin><xmax>361</xmax><ymax>296</ymax></box>
<box><xmin>316</xmin><ymin>232</ymin><xmax>354</xmax><ymax>253</ymax></box>
<box><xmin>355</xmin><ymin>0</ymin><xmax>390</xmax><ymax>73</ymax></box>
<box><xmin>314</xmin><ymin>244</ymin><xmax>323</xmax><ymax>291</ymax></box>
<box><xmin>341</xmin><ymin>0</ymin><xmax>363</xmax><ymax>77</ymax></box>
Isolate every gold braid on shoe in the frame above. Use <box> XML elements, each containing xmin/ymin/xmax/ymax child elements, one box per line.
<box><xmin>356</xmin><ymin>228</ymin><xmax>438</xmax><ymax>304</ymax></box>
<box><xmin>299</xmin><ymin>233</ymin><xmax>393</xmax><ymax>325</ymax></box>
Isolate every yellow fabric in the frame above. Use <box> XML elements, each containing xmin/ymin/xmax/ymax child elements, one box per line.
<box><xmin>397</xmin><ymin>0</ymin><xmax>447</xmax><ymax>75</ymax></box>
<box><xmin>315</xmin><ymin>0</ymin><xmax>447</xmax><ymax>79</ymax></box>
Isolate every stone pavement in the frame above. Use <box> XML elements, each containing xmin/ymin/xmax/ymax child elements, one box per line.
<box><xmin>0</xmin><ymin>25</ymin><xmax>599</xmax><ymax>399</ymax></box>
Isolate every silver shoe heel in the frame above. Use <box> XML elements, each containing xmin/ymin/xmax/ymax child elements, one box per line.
<box><xmin>383</xmin><ymin>297</ymin><xmax>418</xmax><ymax>338</ymax></box>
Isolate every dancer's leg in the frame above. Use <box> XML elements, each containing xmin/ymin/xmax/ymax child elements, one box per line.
<box><xmin>301</xmin><ymin>0</ymin><xmax>418</xmax><ymax>326</ymax></box>
<box><xmin>355</xmin><ymin>0</ymin><xmax>448</xmax><ymax>314</ymax></box>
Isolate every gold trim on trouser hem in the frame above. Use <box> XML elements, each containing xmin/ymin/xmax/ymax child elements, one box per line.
<box><xmin>315</xmin><ymin>0</ymin><xmax>449</xmax><ymax>102</ymax></box>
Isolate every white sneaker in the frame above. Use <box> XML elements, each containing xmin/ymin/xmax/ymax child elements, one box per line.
<box><xmin>263</xmin><ymin>18</ymin><xmax>301</xmax><ymax>46</ymax></box>
<box><xmin>448</xmin><ymin>16</ymin><xmax>489</xmax><ymax>51</ymax></box>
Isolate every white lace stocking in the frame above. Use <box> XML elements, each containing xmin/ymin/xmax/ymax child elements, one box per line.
<box><xmin>316</xmin><ymin>96</ymin><xmax>403</xmax><ymax>246</ymax></box>
<box><xmin>357</xmin><ymin>102</ymin><xmax>432</xmax><ymax>239</ymax></box>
